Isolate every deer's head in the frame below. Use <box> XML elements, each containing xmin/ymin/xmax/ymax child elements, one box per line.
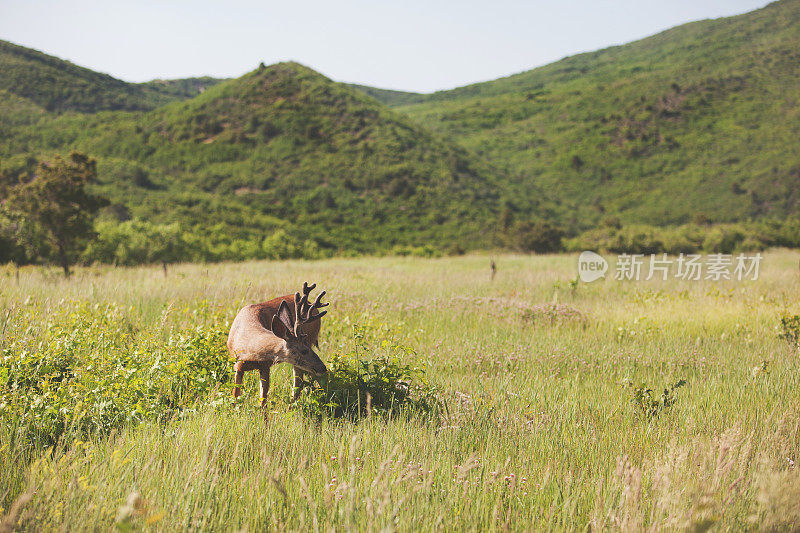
<box><xmin>270</xmin><ymin>283</ymin><xmax>328</xmax><ymax>376</ymax></box>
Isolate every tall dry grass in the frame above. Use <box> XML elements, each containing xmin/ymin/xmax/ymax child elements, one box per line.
<box><xmin>1</xmin><ymin>251</ymin><xmax>799</xmax><ymax>530</ymax></box>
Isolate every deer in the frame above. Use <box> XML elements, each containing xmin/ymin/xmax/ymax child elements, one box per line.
<box><xmin>227</xmin><ymin>282</ymin><xmax>328</xmax><ymax>407</ymax></box>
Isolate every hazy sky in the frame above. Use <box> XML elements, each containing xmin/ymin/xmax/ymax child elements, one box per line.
<box><xmin>0</xmin><ymin>0</ymin><xmax>772</xmax><ymax>93</ymax></box>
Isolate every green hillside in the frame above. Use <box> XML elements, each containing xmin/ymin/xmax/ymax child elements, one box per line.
<box><xmin>138</xmin><ymin>77</ymin><xmax>228</xmax><ymax>101</ymax></box>
<box><xmin>0</xmin><ymin>40</ymin><xmax>222</xmax><ymax>112</ymax></box>
<box><xmin>0</xmin><ymin>62</ymin><xmax>510</xmax><ymax>255</ymax></box>
<box><xmin>3</xmin><ymin>0</ymin><xmax>800</xmax><ymax>263</ymax></box>
<box><xmin>390</xmin><ymin>0</ymin><xmax>800</xmax><ymax>229</ymax></box>
<box><xmin>345</xmin><ymin>84</ymin><xmax>424</xmax><ymax>107</ymax></box>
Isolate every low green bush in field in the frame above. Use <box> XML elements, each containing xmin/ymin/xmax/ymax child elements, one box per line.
<box><xmin>296</xmin><ymin>355</ymin><xmax>439</xmax><ymax>420</ymax></box>
<box><xmin>294</xmin><ymin>322</ymin><xmax>441</xmax><ymax>420</ymax></box>
<box><xmin>0</xmin><ymin>302</ymin><xmax>438</xmax><ymax>451</ymax></box>
<box><xmin>0</xmin><ymin>301</ymin><xmax>234</xmax><ymax>449</ymax></box>
<box><xmin>389</xmin><ymin>244</ymin><xmax>442</xmax><ymax>258</ymax></box>
<box><xmin>626</xmin><ymin>379</ymin><xmax>686</xmax><ymax>422</ymax></box>
<box><xmin>778</xmin><ymin>314</ymin><xmax>800</xmax><ymax>347</ymax></box>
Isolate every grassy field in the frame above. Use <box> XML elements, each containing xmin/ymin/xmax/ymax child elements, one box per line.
<box><xmin>1</xmin><ymin>252</ymin><xmax>799</xmax><ymax>531</ymax></box>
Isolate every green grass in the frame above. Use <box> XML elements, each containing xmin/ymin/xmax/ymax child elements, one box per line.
<box><xmin>2</xmin><ymin>252</ymin><xmax>799</xmax><ymax>530</ymax></box>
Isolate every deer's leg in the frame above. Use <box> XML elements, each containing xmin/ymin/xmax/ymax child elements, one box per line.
<box><xmin>259</xmin><ymin>366</ymin><xmax>271</xmax><ymax>408</ymax></box>
<box><xmin>292</xmin><ymin>368</ymin><xmax>305</xmax><ymax>400</ymax></box>
<box><xmin>233</xmin><ymin>362</ymin><xmax>245</xmax><ymax>399</ymax></box>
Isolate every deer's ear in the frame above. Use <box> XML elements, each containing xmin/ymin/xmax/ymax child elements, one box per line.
<box><xmin>271</xmin><ymin>301</ymin><xmax>295</xmax><ymax>339</ymax></box>
<box><xmin>270</xmin><ymin>314</ymin><xmax>290</xmax><ymax>339</ymax></box>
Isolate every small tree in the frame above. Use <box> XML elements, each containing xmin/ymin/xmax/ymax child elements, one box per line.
<box><xmin>5</xmin><ymin>152</ymin><xmax>107</xmax><ymax>277</ymax></box>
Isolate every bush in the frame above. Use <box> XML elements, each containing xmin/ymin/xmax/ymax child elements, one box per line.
<box><xmin>262</xmin><ymin>229</ymin><xmax>321</xmax><ymax>260</ymax></box>
<box><xmin>391</xmin><ymin>244</ymin><xmax>442</xmax><ymax>258</ymax></box>
<box><xmin>626</xmin><ymin>379</ymin><xmax>686</xmax><ymax>422</ymax></box>
<box><xmin>0</xmin><ymin>301</ymin><xmax>233</xmax><ymax>448</ymax></box>
<box><xmin>294</xmin><ymin>322</ymin><xmax>441</xmax><ymax>420</ymax></box>
<box><xmin>513</xmin><ymin>220</ymin><xmax>564</xmax><ymax>253</ymax></box>
<box><xmin>446</xmin><ymin>243</ymin><xmax>466</xmax><ymax>256</ymax></box>
<box><xmin>778</xmin><ymin>314</ymin><xmax>800</xmax><ymax>348</ymax></box>
<box><xmin>85</xmin><ymin>220</ymin><xmax>188</xmax><ymax>266</ymax></box>
<box><xmin>703</xmin><ymin>226</ymin><xmax>746</xmax><ymax>254</ymax></box>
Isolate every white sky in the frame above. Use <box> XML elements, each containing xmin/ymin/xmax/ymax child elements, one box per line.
<box><xmin>0</xmin><ymin>0</ymin><xmax>772</xmax><ymax>93</ymax></box>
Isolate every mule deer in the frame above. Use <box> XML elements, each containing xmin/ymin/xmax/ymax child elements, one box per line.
<box><xmin>227</xmin><ymin>282</ymin><xmax>328</xmax><ymax>407</ymax></box>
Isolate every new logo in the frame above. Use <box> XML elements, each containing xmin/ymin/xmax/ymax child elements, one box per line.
<box><xmin>578</xmin><ymin>251</ymin><xmax>608</xmax><ymax>282</ymax></box>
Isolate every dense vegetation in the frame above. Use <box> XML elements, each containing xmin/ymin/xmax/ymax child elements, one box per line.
<box><xmin>0</xmin><ymin>40</ymin><xmax>222</xmax><ymax>113</ymax></box>
<box><xmin>392</xmin><ymin>0</ymin><xmax>800</xmax><ymax>229</ymax></box>
<box><xmin>3</xmin><ymin>0</ymin><xmax>800</xmax><ymax>266</ymax></box>
<box><xmin>564</xmin><ymin>218</ymin><xmax>800</xmax><ymax>254</ymax></box>
<box><xmin>0</xmin><ymin>58</ymin><xmax>512</xmax><ymax>260</ymax></box>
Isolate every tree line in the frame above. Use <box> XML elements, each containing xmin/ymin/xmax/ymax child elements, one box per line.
<box><xmin>3</xmin><ymin>152</ymin><xmax>800</xmax><ymax>278</ymax></box>
<box><xmin>0</xmin><ymin>153</ymin><xmax>324</xmax><ymax>276</ymax></box>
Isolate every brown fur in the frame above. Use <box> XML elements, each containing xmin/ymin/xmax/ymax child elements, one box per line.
<box><xmin>227</xmin><ymin>290</ymin><xmax>326</xmax><ymax>407</ymax></box>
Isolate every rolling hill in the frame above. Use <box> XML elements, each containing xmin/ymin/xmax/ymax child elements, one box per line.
<box><xmin>2</xmin><ymin>0</ymin><xmax>800</xmax><ymax>262</ymax></box>
<box><xmin>345</xmin><ymin>84</ymin><xmax>423</xmax><ymax>107</ymax></box>
<box><xmin>0</xmin><ymin>56</ymin><xmax>514</xmax><ymax>254</ymax></box>
<box><xmin>387</xmin><ymin>0</ymin><xmax>800</xmax><ymax>229</ymax></box>
<box><xmin>0</xmin><ymin>40</ymin><xmax>224</xmax><ymax>113</ymax></box>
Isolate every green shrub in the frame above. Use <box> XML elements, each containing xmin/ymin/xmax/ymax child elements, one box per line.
<box><xmin>626</xmin><ymin>379</ymin><xmax>686</xmax><ymax>421</ymax></box>
<box><xmin>84</xmin><ymin>220</ymin><xmax>187</xmax><ymax>266</ymax></box>
<box><xmin>294</xmin><ymin>323</ymin><xmax>441</xmax><ymax>420</ymax></box>
<box><xmin>390</xmin><ymin>244</ymin><xmax>442</xmax><ymax>258</ymax></box>
<box><xmin>512</xmin><ymin>220</ymin><xmax>564</xmax><ymax>253</ymax></box>
<box><xmin>703</xmin><ymin>227</ymin><xmax>746</xmax><ymax>254</ymax></box>
<box><xmin>0</xmin><ymin>301</ymin><xmax>233</xmax><ymax>448</ymax></box>
<box><xmin>0</xmin><ymin>303</ymin><xmax>440</xmax><ymax>451</ymax></box>
<box><xmin>778</xmin><ymin>314</ymin><xmax>800</xmax><ymax>347</ymax></box>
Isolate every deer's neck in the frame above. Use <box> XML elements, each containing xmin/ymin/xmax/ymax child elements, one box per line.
<box><xmin>271</xmin><ymin>339</ymin><xmax>290</xmax><ymax>364</ymax></box>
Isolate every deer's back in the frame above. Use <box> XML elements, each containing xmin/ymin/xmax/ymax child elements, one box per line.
<box><xmin>227</xmin><ymin>296</ymin><xmax>322</xmax><ymax>361</ymax></box>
